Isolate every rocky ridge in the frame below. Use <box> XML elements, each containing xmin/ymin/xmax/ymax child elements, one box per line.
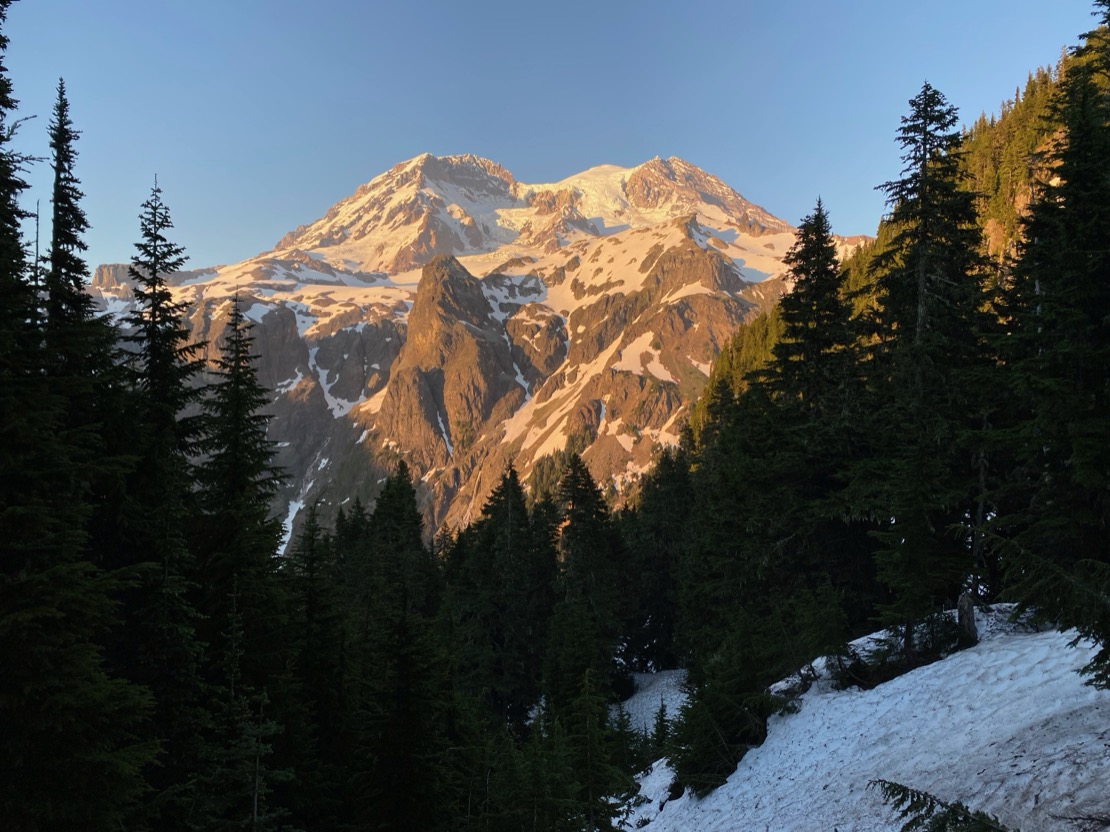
<box><xmin>91</xmin><ymin>153</ymin><xmax>866</xmax><ymax>539</ymax></box>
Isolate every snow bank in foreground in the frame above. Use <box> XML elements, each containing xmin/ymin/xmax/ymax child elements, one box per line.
<box><xmin>624</xmin><ymin>609</ymin><xmax>1109</xmax><ymax>832</ymax></box>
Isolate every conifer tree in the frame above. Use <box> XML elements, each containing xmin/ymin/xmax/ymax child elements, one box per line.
<box><xmin>274</xmin><ymin>503</ymin><xmax>350</xmax><ymax>827</ymax></box>
<box><xmin>43</xmin><ymin>80</ymin><xmax>95</xmax><ymax>365</ymax></box>
<box><xmin>348</xmin><ymin>463</ymin><xmax>452</xmax><ymax>829</ymax></box>
<box><xmin>872</xmin><ymin>780</ymin><xmax>1016</xmax><ymax>831</ymax></box>
<box><xmin>115</xmin><ymin>182</ymin><xmax>210</xmax><ymax>826</ymax></box>
<box><xmin>621</xmin><ymin>445</ymin><xmax>691</xmax><ymax>670</ymax></box>
<box><xmin>523</xmin><ymin>705</ymin><xmax>586</xmax><ymax>832</ymax></box>
<box><xmin>770</xmin><ymin>198</ymin><xmax>857</xmax><ymax>413</ymax></box>
<box><xmin>0</xmin><ymin>29</ymin><xmax>156</xmax><ymax>828</ymax></box>
<box><xmin>564</xmin><ymin>668</ymin><xmax>628</xmax><ymax>831</ymax></box>
<box><xmin>195</xmin><ymin>581</ymin><xmax>288</xmax><ymax>831</ymax></box>
<box><xmin>444</xmin><ymin>465</ymin><xmax>555</xmax><ymax>732</ymax></box>
<box><xmin>751</xmin><ymin>200</ymin><xmax>877</xmax><ymax>629</ymax></box>
<box><xmin>195</xmin><ymin>296</ymin><xmax>286</xmax><ymax>688</ymax></box>
<box><xmin>543</xmin><ymin>454</ymin><xmax>628</xmax><ymax>719</ymax></box>
<box><xmin>855</xmin><ymin>83</ymin><xmax>988</xmax><ymax>661</ymax></box>
<box><xmin>997</xmin><ymin>4</ymin><xmax>1110</xmax><ymax>685</ymax></box>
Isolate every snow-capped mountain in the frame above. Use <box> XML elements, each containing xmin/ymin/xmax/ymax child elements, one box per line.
<box><xmin>92</xmin><ymin>153</ymin><xmax>862</xmax><ymax>537</ymax></box>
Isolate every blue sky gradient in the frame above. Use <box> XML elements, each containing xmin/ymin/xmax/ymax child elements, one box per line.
<box><xmin>5</xmin><ymin>1</ymin><xmax>1096</xmax><ymax>271</ymax></box>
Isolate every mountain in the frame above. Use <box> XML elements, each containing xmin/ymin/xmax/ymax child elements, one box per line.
<box><xmin>92</xmin><ymin>153</ymin><xmax>863</xmax><ymax>538</ymax></box>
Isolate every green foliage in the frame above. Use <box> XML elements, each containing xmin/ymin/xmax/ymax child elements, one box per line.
<box><xmin>6</xmin><ymin>5</ymin><xmax>1110</xmax><ymax>825</ymax></box>
<box><xmin>852</xmin><ymin>83</ymin><xmax>989</xmax><ymax>662</ymax></box>
<box><xmin>441</xmin><ymin>465</ymin><xmax>556</xmax><ymax>733</ymax></box>
<box><xmin>0</xmin><ymin>41</ymin><xmax>156</xmax><ymax>829</ymax></box>
<box><xmin>193</xmin><ymin>582</ymin><xmax>289</xmax><ymax>831</ymax></box>
<box><xmin>871</xmin><ymin>779</ymin><xmax>1017</xmax><ymax>831</ymax></box>
<box><xmin>568</xmin><ymin>669</ymin><xmax>634</xmax><ymax>831</ymax></box>
<box><xmin>686</xmin><ymin>306</ymin><xmax>783</xmax><ymax>446</ymax></box>
<box><xmin>961</xmin><ymin>64</ymin><xmax>1062</xmax><ymax>262</ymax></box>
<box><xmin>990</xmin><ymin>11</ymin><xmax>1110</xmax><ymax>686</ymax></box>
<box><xmin>195</xmin><ymin>297</ymin><xmax>287</xmax><ymax>690</ymax></box>
<box><xmin>619</xmin><ymin>445</ymin><xmax>691</xmax><ymax>670</ymax></box>
<box><xmin>670</xmin><ymin>616</ymin><xmax>787</xmax><ymax>796</ymax></box>
<box><xmin>545</xmin><ymin>453</ymin><xmax>630</xmax><ymax>711</ymax></box>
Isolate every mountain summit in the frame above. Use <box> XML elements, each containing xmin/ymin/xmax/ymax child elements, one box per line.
<box><xmin>93</xmin><ymin>154</ymin><xmax>859</xmax><ymax>536</ymax></box>
<box><xmin>269</xmin><ymin>154</ymin><xmax>791</xmax><ymax>275</ymax></box>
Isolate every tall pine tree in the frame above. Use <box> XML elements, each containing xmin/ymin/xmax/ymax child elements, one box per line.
<box><xmin>854</xmin><ymin>83</ymin><xmax>987</xmax><ymax>662</ymax></box>
<box><xmin>195</xmin><ymin>296</ymin><xmax>286</xmax><ymax>688</ymax></box>
<box><xmin>997</xmin><ymin>4</ymin><xmax>1110</xmax><ymax>685</ymax></box>
<box><xmin>0</xmin><ymin>40</ymin><xmax>156</xmax><ymax>830</ymax></box>
<box><xmin>117</xmin><ymin>182</ymin><xmax>210</xmax><ymax>827</ymax></box>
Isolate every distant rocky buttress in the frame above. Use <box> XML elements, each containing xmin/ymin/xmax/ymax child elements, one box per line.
<box><xmin>92</xmin><ymin>153</ymin><xmax>861</xmax><ymax>541</ymax></box>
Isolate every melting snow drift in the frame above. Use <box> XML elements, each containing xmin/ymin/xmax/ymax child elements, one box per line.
<box><xmin>622</xmin><ymin>607</ymin><xmax>1109</xmax><ymax>832</ymax></box>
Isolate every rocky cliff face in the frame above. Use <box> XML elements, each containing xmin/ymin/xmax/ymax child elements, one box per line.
<box><xmin>91</xmin><ymin>154</ymin><xmax>867</xmax><ymax>540</ymax></box>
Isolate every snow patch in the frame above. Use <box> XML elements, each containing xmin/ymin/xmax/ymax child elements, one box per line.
<box><xmin>243</xmin><ymin>302</ymin><xmax>272</xmax><ymax>323</ymax></box>
<box><xmin>616</xmin><ymin>670</ymin><xmax>688</xmax><ymax>736</ymax></box>
<box><xmin>612</xmin><ymin>332</ymin><xmax>675</xmax><ymax>383</ymax></box>
<box><xmin>437</xmin><ymin>410</ymin><xmax>454</xmax><ymax>456</ymax></box>
<box><xmin>278</xmin><ymin>498</ymin><xmax>304</xmax><ymax>556</ymax></box>
<box><xmin>625</xmin><ymin>609</ymin><xmax>1109</xmax><ymax>832</ymax></box>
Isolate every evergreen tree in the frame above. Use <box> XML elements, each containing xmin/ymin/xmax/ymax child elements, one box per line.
<box><xmin>443</xmin><ymin>465</ymin><xmax>555</xmax><ymax>733</ymax></box>
<box><xmin>115</xmin><ymin>182</ymin><xmax>210</xmax><ymax>826</ymax></box>
<box><xmin>620</xmin><ymin>445</ymin><xmax>691</xmax><ymax>670</ymax></box>
<box><xmin>0</xmin><ymin>37</ymin><xmax>155</xmax><ymax>828</ymax></box>
<box><xmin>522</xmin><ymin>706</ymin><xmax>587</xmax><ymax>832</ymax></box>
<box><xmin>274</xmin><ymin>503</ymin><xmax>350</xmax><ymax>828</ymax></box>
<box><xmin>996</xmin><ymin>5</ymin><xmax>1110</xmax><ymax>685</ymax></box>
<box><xmin>43</xmin><ymin>78</ymin><xmax>103</xmax><ymax>373</ymax></box>
<box><xmin>194</xmin><ymin>581</ymin><xmax>288</xmax><ymax>831</ymax></box>
<box><xmin>770</xmin><ymin>198</ymin><xmax>857</xmax><ymax>414</ymax></box>
<box><xmin>544</xmin><ymin>454</ymin><xmax>628</xmax><ymax>717</ymax></box>
<box><xmin>854</xmin><ymin>83</ymin><xmax>988</xmax><ymax>662</ymax></box>
<box><xmin>347</xmin><ymin>463</ymin><xmax>453</xmax><ymax>830</ymax></box>
<box><xmin>564</xmin><ymin>668</ymin><xmax>629</xmax><ymax>832</ymax></box>
<box><xmin>669</xmin><ymin>611</ymin><xmax>784</xmax><ymax>797</ymax></box>
<box><xmin>195</xmin><ymin>296</ymin><xmax>286</xmax><ymax>689</ymax></box>
<box><xmin>871</xmin><ymin>780</ymin><xmax>1017</xmax><ymax>831</ymax></box>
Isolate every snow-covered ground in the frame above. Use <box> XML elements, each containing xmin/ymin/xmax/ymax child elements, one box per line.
<box><xmin>620</xmin><ymin>608</ymin><xmax>1109</xmax><ymax>831</ymax></box>
<box><xmin>618</xmin><ymin>669</ymin><xmax>688</xmax><ymax>735</ymax></box>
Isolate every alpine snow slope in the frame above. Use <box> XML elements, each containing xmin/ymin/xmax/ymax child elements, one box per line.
<box><xmin>91</xmin><ymin>153</ymin><xmax>866</xmax><ymax>535</ymax></box>
<box><xmin>621</xmin><ymin>609</ymin><xmax>1109</xmax><ymax>831</ymax></box>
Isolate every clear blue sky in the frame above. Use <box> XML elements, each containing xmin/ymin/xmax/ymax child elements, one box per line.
<box><xmin>5</xmin><ymin>0</ymin><xmax>1097</xmax><ymax>271</ymax></box>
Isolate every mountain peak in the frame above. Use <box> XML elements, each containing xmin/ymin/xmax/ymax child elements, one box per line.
<box><xmin>398</xmin><ymin>152</ymin><xmax>517</xmax><ymax>192</ymax></box>
<box><xmin>271</xmin><ymin>153</ymin><xmax>793</xmax><ymax>273</ymax></box>
<box><xmin>624</xmin><ymin>155</ymin><xmax>792</xmax><ymax>236</ymax></box>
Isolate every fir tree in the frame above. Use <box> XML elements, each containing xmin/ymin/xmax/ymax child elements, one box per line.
<box><xmin>195</xmin><ymin>296</ymin><xmax>286</xmax><ymax>689</ymax></box>
<box><xmin>0</xmin><ymin>30</ymin><xmax>155</xmax><ymax>828</ymax></box>
<box><xmin>347</xmin><ymin>463</ymin><xmax>453</xmax><ymax>829</ymax></box>
<box><xmin>274</xmin><ymin>503</ymin><xmax>350</xmax><ymax>828</ymax></box>
<box><xmin>620</xmin><ymin>445</ymin><xmax>690</xmax><ymax>670</ymax></box>
<box><xmin>855</xmin><ymin>83</ymin><xmax>988</xmax><ymax>662</ymax></box>
<box><xmin>194</xmin><ymin>581</ymin><xmax>288</xmax><ymax>831</ymax></box>
<box><xmin>770</xmin><ymin>198</ymin><xmax>857</xmax><ymax>414</ymax></box>
<box><xmin>43</xmin><ymin>79</ymin><xmax>96</xmax><ymax>368</ymax></box>
<box><xmin>564</xmin><ymin>668</ymin><xmax>629</xmax><ymax>832</ymax></box>
<box><xmin>996</xmin><ymin>5</ymin><xmax>1110</xmax><ymax>685</ymax></box>
<box><xmin>871</xmin><ymin>780</ymin><xmax>1017</xmax><ymax>831</ymax></box>
<box><xmin>115</xmin><ymin>182</ymin><xmax>210</xmax><ymax>827</ymax></box>
<box><xmin>542</xmin><ymin>454</ymin><xmax>629</xmax><ymax>729</ymax></box>
<box><xmin>443</xmin><ymin>465</ymin><xmax>555</xmax><ymax>733</ymax></box>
